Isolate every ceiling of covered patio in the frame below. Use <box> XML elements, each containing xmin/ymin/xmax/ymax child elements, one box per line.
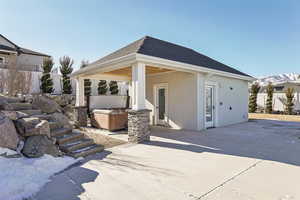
<box><xmin>102</xmin><ymin>65</ymin><xmax>174</xmax><ymax>78</ymax></box>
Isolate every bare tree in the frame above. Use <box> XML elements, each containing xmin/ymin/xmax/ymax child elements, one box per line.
<box><xmin>0</xmin><ymin>55</ymin><xmax>32</xmax><ymax>96</ymax></box>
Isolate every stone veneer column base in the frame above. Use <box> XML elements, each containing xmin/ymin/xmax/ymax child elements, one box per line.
<box><xmin>74</xmin><ymin>106</ymin><xmax>87</xmax><ymax>127</ymax></box>
<box><xmin>127</xmin><ymin>109</ymin><xmax>151</xmax><ymax>143</ymax></box>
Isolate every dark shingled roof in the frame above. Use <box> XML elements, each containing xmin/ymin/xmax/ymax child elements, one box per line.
<box><xmin>88</xmin><ymin>36</ymin><xmax>251</xmax><ymax>77</ymax></box>
<box><xmin>0</xmin><ymin>44</ymin><xmax>17</xmax><ymax>52</ymax></box>
<box><xmin>18</xmin><ymin>47</ymin><xmax>50</xmax><ymax>57</ymax></box>
<box><xmin>0</xmin><ymin>34</ymin><xmax>50</xmax><ymax>57</ymax></box>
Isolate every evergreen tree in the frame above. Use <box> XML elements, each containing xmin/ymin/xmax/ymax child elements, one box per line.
<box><xmin>59</xmin><ymin>56</ymin><xmax>74</xmax><ymax>94</ymax></box>
<box><xmin>98</xmin><ymin>80</ymin><xmax>107</xmax><ymax>95</ymax></box>
<box><xmin>265</xmin><ymin>83</ymin><xmax>274</xmax><ymax>113</ymax></box>
<box><xmin>248</xmin><ymin>83</ymin><xmax>260</xmax><ymax>113</ymax></box>
<box><xmin>40</xmin><ymin>57</ymin><xmax>54</xmax><ymax>93</ymax></box>
<box><xmin>285</xmin><ymin>88</ymin><xmax>294</xmax><ymax>115</ymax></box>
<box><xmin>109</xmin><ymin>81</ymin><xmax>119</xmax><ymax>95</ymax></box>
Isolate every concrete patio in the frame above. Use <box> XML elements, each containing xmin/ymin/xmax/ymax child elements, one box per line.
<box><xmin>32</xmin><ymin>119</ymin><xmax>300</xmax><ymax>200</ymax></box>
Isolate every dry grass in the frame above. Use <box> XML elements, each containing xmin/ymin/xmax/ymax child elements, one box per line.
<box><xmin>249</xmin><ymin>113</ymin><xmax>300</xmax><ymax>122</ymax></box>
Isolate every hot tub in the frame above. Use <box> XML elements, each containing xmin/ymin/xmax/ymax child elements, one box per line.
<box><xmin>91</xmin><ymin>108</ymin><xmax>128</xmax><ymax>131</ymax></box>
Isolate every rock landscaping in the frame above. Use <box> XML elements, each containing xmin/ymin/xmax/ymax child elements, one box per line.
<box><xmin>0</xmin><ymin>94</ymin><xmax>103</xmax><ymax>159</ymax></box>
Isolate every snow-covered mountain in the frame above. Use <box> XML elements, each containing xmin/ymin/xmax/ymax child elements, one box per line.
<box><xmin>254</xmin><ymin>73</ymin><xmax>300</xmax><ymax>86</ymax></box>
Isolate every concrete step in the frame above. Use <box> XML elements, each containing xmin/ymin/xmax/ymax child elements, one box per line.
<box><xmin>55</xmin><ymin>132</ymin><xmax>84</xmax><ymax>145</ymax></box>
<box><xmin>8</xmin><ymin>103</ymin><xmax>33</xmax><ymax>111</ymax></box>
<box><xmin>49</xmin><ymin>121</ymin><xmax>61</xmax><ymax>131</ymax></box>
<box><xmin>50</xmin><ymin>127</ymin><xmax>72</xmax><ymax>137</ymax></box>
<box><xmin>69</xmin><ymin>144</ymin><xmax>104</xmax><ymax>158</ymax></box>
<box><xmin>60</xmin><ymin>138</ymin><xmax>94</xmax><ymax>152</ymax></box>
<box><xmin>17</xmin><ymin>109</ymin><xmax>42</xmax><ymax>116</ymax></box>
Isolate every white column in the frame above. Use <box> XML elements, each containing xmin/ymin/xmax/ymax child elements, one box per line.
<box><xmin>75</xmin><ymin>77</ymin><xmax>85</xmax><ymax>107</ymax></box>
<box><xmin>131</xmin><ymin>62</ymin><xmax>146</xmax><ymax>110</ymax></box>
<box><xmin>196</xmin><ymin>73</ymin><xmax>205</xmax><ymax>130</ymax></box>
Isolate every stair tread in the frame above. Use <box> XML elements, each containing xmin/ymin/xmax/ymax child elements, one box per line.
<box><xmin>9</xmin><ymin>103</ymin><xmax>33</xmax><ymax>110</ymax></box>
<box><xmin>31</xmin><ymin>114</ymin><xmax>53</xmax><ymax>121</ymax></box>
<box><xmin>51</xmin><ymin>127</ymin><xmax>72</xmax><ymax>137</ymax></box>
<box><xmin>70</xmin><ymin>144</ymin><xmax>104</xmax><ymax>158</ymax></box>
<box><xmin>55</xmin><ymin>132</ymin><xmax>84</xmax><ymax>144</ymax></box>
<box><xmin>17</xmin><ymin>109</ymin><xmax>42</xmax><ymax>116</ymax></box>
<box><xmin>55</xmin><ymin>131</ymin><xmax>83</xmax><ymax>139</ymax></box>
<box><xmin>60</xmin><ymin>138</ymin><xmax>93</xmax><ymax>148</ymax></box>
<box><xmin>60</xmin><ymin>138</ymin><xmax>94</xmax><ymax>152</ymax></box>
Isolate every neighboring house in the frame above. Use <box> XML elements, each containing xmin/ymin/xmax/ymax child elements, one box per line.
<box><xmin>0</xmin><ymin>34</ymin><xmax>50</xmax><ymax>94</ymax></box>
<box><xmin>256</xmin><ymin>81</ymin><xmax>300</xmax><ymax>112</ymax></box>
<box><xmin>72</xmin><ymin>36</ymin><xmax>254</xmax><ymax>131</ymax></box>
<box><xmin>0</xmin><ymin>34</ymin><xmax>50</xmax><ymax>72</ymax></box>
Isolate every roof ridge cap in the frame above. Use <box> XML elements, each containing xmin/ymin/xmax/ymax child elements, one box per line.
<box><xmin>135</xmin><ymin>36</ymin><xmax>148</xmax><ymax>53</ymax></box>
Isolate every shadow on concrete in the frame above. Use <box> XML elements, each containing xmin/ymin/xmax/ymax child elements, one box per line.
<box><xmin>145</xmin><ymin>120</ymin><xmax>300</xmax><ymax>167</ymax></box>
<box><xmin>32</xmin><ymin>150</ymin><xmax>112</xmax><ymax>200</ymax></box>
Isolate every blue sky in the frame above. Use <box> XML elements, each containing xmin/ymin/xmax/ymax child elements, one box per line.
<box><xmin>1</xmin><ymin>0</ymin><xmax>299</xmax><ymax>77</ymax></box>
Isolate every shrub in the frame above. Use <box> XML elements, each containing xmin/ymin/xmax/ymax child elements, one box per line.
<box><xmin>59</xmin><ymin>56</ymin><xmax>74</xmax><ymax>94</ymax></box>
<box><xmin>40</xmin><ymin>57</ymin><xmax>54</xmax><ymax>94</ymax></box>
<box><xmin>265</xmin><ymin>83</ymin><xmax>274</xmax><ymax>114</ymax></box>
<box><xmin>249</xmin><ymin>83</ymin><xmax>260</xmax><ymax>113</ymax></box>
<box><xmin>109</xmin><ymin>81</ymin><xmax>119</xmax><ymax>95</ymax></box>
<box><xmin>285</xmin><ymin>88</ymin><xmax>294</xmax><ymax>115</ymax></box>
<box><xmin>98</xmin><ymin>80</ymin><xmax>107</xmax><ymax>95</ymax></box>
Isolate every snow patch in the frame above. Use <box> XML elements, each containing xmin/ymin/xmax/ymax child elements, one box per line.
<box><xmin>0</xmin><ymin>148</ymin><xmax>18</xmax><ymax>156</ymax></box>
<box><xmin>255</xmin><ymin>73</ymin><xmax>300</xmax><ymax>86</ymax></box>
<box><xmin>0</xmin><ymin>148</ymin><xmax>81</xmax><ymax>200</ymax></box>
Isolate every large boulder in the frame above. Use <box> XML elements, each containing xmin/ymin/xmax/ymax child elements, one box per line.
<box><xmin>32</xmin><ymin>95</ymin><xmax>61</xmax><ymax>114</ymax></box>
<box><xmin>22</xmin><ymin>135</ymin><xmax>62</xmax><ymax>158</ymax></box>
<box><xmin>0</xmin><ymin>113</ymin><xmax>20</xmax><ymax>150</ymax></box>
<box><xmin>46</xmin><ymin>94</ymin><xmax>74</xmax><ymax>107</ymax></box>
<box><xmin>62</xmin><ymin>104</ymin><xmax>75</xmax><ymax>121</ymax></box>
<box><xmin>14</xmin><ymin>118</ymin><xmax>50</xmax><ymax>137</ymax></box>
<box><xmin>0</xmin><ymin>98</ymin><xmax>13</xmax><ymax>110</ymax></box>
<box><xmin>50</xmin><ymin>112</ymin><xmax>72</xmax><ymax>129</ymax></box>
<box><xmin>1</xmin><ymin>110</ymin><xmax>29</xmax><ymax>120</ymax></box>
<box><xmin>14</xmin><ymin>117</ymin><xmax>40</xmax><ymax>136</ymax></box>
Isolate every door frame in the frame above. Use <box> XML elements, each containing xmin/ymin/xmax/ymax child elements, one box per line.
<box><xmin>153</xmin><ymin>83</ymin><xmax>169</xmax><ymax>125</ymax></box>
<box><xmin>204</xmin><ymin>81</ymin><xmax>218</xmax><ymax>128</ymax></box>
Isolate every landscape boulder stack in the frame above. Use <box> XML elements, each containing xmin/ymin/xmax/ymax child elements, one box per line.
<box><xmin>22</xmin><ymin>135</ymin><xmax>62</xmax><ymax>158</ymax></box>
<box><xmin>0</xmin><ymin>112</ymin><xmax>20</xmax><ymax>150</ymax></box>
<box><xmin>32</xmin><ymin>95</ymin><xmax>61</xmax><ymax>114</ymax></box>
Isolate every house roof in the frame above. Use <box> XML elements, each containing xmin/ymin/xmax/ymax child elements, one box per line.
<box><xmin>0</xmin><ymin>44</ymin><xmax>17</xmax><ymax>52</ymax></box>
<box><xmin>0</xmin><ymin>34</ymin><xmax>50</xmax><ymax>57</ymax></box>
<box><xmin>85</xmin><ymin>36</ymin><xmax>251</xmax><ymax>77</ymax></box>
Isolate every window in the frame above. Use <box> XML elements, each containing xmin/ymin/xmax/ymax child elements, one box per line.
<box><xmin>274</xmin><ymin>86</ymin><xmax>284</xmax><ymax>91</ymax></box>
<box><xmin>0</xmin><ymin>57</ymin><xmax>5</xmax><ymax>64</ymax></box>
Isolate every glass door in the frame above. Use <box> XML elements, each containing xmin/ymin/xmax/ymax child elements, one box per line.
<box><xmin>205</xmin><ymin>85</ymin><xmax>215</xmax><ymax>128</ymax></box>
<box><xmin>155</xmin><ymin>84</ymin><xmax>168</xmax><ymax>125</ymax></box>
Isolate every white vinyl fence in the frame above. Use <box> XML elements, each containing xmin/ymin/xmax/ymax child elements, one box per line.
<box><xmin>89</xmin><ymin>95</ymin><xmax>128</xmax><ymax>110</ymax></box>
<box><xmin>0</xmin><ymin>69</ymin><xmax>128</xmax><ymax>95</ymax></box>
<box><xmin>257</xmin><ymin>92</ymin><xmax>300</xmax><ymax>111</ymax></box>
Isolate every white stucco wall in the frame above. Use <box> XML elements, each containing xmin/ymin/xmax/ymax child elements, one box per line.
<box><xmin>144</xmin><ymin>71</ymin><xmax>249</xmax><ymax>131</ymax></box>
<box><xmin>146</xmin><ymin>71</ymin><xmax>198</xmax><ymax>130</ymax></box>
<box><xmin>206</xmin><ymin>75</ymin><xmax>249</xmax><ymax>127</ymax></box>
<box><xmin>16</xmin><ymin>54</ymin><xmax>44</xmax><ymax>71</ymax></box>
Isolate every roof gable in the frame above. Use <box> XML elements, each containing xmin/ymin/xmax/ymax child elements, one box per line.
<box><xmin>0</xmin><ymin>34</ymin><xmax>17</xmax><ymax>48</ymax></box>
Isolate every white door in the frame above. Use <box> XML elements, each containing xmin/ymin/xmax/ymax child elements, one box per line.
<box><xmin>205</xmin><ymin>85</ymin><xmax>215</xmax><ymax>128</ymax></box>
<box><xmin>154</xmin><ymin>84</ymin><xmax>168</xmax><ymax>125</ymax></box>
